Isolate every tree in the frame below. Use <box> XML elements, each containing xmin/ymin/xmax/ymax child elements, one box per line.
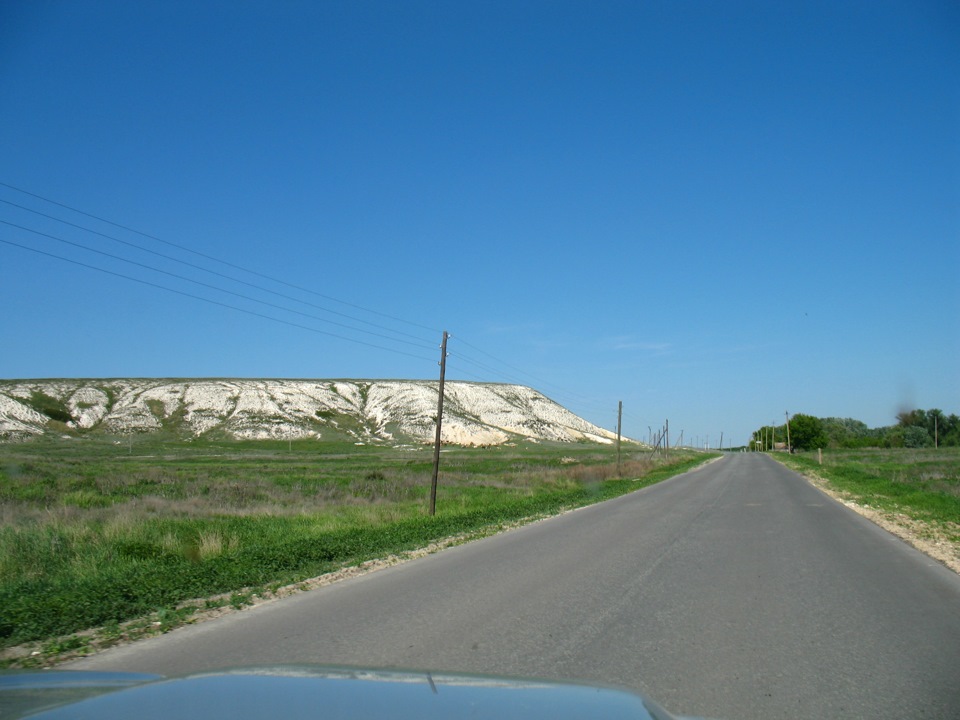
<box><xmin>895</xmin><ymin>408</ymin><xmax>960</xmax><ymax>447</ymax></box>
<box><xmin>788</xmin><ymin>413</ymin><xmax>827</xmax><ymax>451</ymax></box>
<box><xmin>750</xmin><ymin>409</ymin><xmax>958</xmax><ymax>451</ymax></box>
<box><xmin>822</xmin><ymin>417</ymin><xmax>870</xmax><ymax>448</ymax></box>
<box><xmin>902</xmin><ymin>426</ymin><xmax>933</xmax><ymax>448</ymax></box>
<box><xmin>896</xmin><ymin>408</ymin><xmax>927</xmax><ymax>428</ymax></box>
<box><xmin>943</xmin><ymin>414</ymin><xmax>960</xmax><ymax>447</ymax></box>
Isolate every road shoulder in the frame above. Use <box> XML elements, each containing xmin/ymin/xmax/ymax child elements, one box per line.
<box><xmin>773</xmin><ymin>456</ymin><xmax>960</xmax><ymax>575</ymax></box>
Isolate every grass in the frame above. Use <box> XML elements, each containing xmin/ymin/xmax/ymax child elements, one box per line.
<box><xmin>772</xmin><ymin>447</ymin><xmax>960</xmax><ymax>550</ymax></box>
<box><xmin>0</xmin><ymin>435</ymin><xmax>712</xmax><ymax>659</ymax></box>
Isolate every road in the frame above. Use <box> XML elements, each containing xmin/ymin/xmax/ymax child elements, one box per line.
<box><xmin>68</xmin><ymin>454</ymin><xmax>960</xmax><ymax>719</ymax></box>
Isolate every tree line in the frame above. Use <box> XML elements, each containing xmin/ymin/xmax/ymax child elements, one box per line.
<box><xmin>750</xmin><ymin>408</ymin><xmax>959</xmax><ymax>451</ymax></box>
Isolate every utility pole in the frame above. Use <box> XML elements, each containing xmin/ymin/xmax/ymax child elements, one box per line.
<box><xmin>429</xmin><ymin>331</ymin><xmax>449</xmax><ymax>516</ymax></box>
<box><xmin>719</xmin><ymin>431</ymin><xmax>723</xmax><ymax>451</ymax></box>
<box><xmin>616</xmin><ymin>401</ymin><xmax>622</xmax><ymax>477</ymax></box>
<box><xmin>785</xmin><ymin>411</ymin><xmax>792</xmax><ymax>454</ymax></box>
<box><xmin>665</xmin><ymin>419</ymin><xmax>669</xmax><ymax>460</ymax></box>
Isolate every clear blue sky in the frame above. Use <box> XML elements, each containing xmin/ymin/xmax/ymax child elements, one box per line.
<box><xmin>2</xmin><ymin>1</ymin><xmax>957</xmax><ymax>446</ymax></box>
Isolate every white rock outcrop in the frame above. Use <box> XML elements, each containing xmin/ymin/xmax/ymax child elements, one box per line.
<box><xmin>0</xmin><ymin>379</ymin><xmax>619</xmax><ymax>446</ymax></box>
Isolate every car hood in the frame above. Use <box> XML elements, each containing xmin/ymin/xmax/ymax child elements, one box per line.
<box><xmin>0</xmin><ymin>666</ymin><xmax>711</xmax><ymax>720</ymax></box>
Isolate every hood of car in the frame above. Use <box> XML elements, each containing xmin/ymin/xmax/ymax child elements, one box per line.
<box><xmin>0</xmin><ymin>666</ymin><xmax>708</xmax><ymax>720</ymax></box>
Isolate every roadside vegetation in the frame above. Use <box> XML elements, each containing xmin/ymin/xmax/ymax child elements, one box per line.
<box><xmin>773</xmin><ymin>446</ymin><xmax>960</xmax><ymax>570</ymax></box>
<box><xmin>750</xmin><ymin>407</ymin><xmax>959</xmax><ymax>452</ymax></box>
<box><xmin>0</xmin><ymin>436</ymin><xmax>711</xmax><ymax>664</ymax></box>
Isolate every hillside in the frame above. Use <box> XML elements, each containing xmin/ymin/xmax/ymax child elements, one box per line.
<box><xmin>0</xmin><ymin>379</ymin><xmax>620</xmax><ymax>446</ymax></box>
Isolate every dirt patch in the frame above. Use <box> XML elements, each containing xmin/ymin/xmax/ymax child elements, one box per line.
<box><xmin>802</xmin><ymin>470</ymin><xmax>960</xmax><ymax>575</ymax></box>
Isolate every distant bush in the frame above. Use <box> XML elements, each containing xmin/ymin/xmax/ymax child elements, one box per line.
<box><xmin>885</xmin><ymin>426</ymin><xmax>933</xmax><ymax>449</ymax></box>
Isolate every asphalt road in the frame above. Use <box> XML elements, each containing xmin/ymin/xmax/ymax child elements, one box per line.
<box><xmin>68</xmin><ymin>454</ymin><xmax>960</xmax><ymax>719</ymax></box>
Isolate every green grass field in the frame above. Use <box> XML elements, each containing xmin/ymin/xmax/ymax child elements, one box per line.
<box><xmin>777</xmin><ymin>447</ymin><xmax>960</xmax><ymax>521</ymax></box>
<box><xmin>0</xmin><ymin>435</ymin><xmax>710</xmax><ymax>658</ymax></box>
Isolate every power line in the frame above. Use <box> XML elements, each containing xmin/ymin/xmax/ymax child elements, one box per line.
<box><xmin>446</xmin><ymin>347</ymin><xmax>629</xmax><ymax>435</ymax></box>
<box><xmin>1</xmin><ymin>182</ymin><xmax>630</xmax><ymax>433</ymax></box>
<box><xmin>451</xmin><ymin>337</ymin><xmax>615</xmax><ymax>413</ymax></box>
<box><xmin>0</xmin><ymin>198</ymin><xmax>435</xmax><ymax>346</ymax></box>
<box><xmin>0</xmin><ymin>181</ymin><xmax>441</xmax><ymax>334</ymax></box>
<box><xmin>1</xmin><ymin>185</ymin><xmax>607</xmax><ymax>415</ymax></box>
<box><xmin>0</xmin><ymin>237</ymin><xmax>435</xmax><ymax>363</ymax></box>
<box><xmin>447</xmin><ymin>351</ymin><xmax>525</xmax><ymax>384</ymax></box>
<box><xmin>3</xmin><ymin>229</ymin><xmax>626</xmax><ymax>433</ymax></box>
<box><xmin>1</xmin><ymin>220</ymin><xmax>436</xmax><ymax>352</ymax></box>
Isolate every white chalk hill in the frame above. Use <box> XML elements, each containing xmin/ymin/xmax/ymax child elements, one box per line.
<box><xmin>0</xmin><ymin>379</ymin><xmax>618</xmax><ymax>446</ymax></box>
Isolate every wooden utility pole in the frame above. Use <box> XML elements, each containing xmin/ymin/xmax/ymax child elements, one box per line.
<box><xmin>785</xmin><ymin>411</ymin><xmax>792</xmax><ymax>453</ymax></box>
<box><xmin>429</xmin><ymin>331</ymin><xmax>449</xmax><ymax>516</ymax></box>
<box><xmin>665</xmin><ymin>419</ymin><xmax>669</xmax><ymax>459</ymax></box>
<box><xmin>616</xmin><ymin>401</ymin><xmax>622</xmax><ymax>477</ymax></box>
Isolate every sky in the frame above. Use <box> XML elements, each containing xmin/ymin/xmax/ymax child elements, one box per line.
<box><xmin>1</xmin><ymin>1</ymin><xmax>957</xmax><ymax>447</ymax></box>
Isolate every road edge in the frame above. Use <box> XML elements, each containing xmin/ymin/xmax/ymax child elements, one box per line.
<box><xmin>769</xmin><ymin>454</ymin><xmax>960</xmax><ymax>575</ymax></box>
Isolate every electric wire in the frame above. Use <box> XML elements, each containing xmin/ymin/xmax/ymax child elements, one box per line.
<box><xmin>1</xmin><ymin>183</ymin><xmax>590</xmax><ymax>395</ymax></box>
<box><xmin>446</xmin><ymin>343</ymin><xmax>630</xmax><ymax>435</ymax></box>
<box><xmin>3</xmin><ymin>227</ymin><xmax>625</xmax><ymax>434</ymax></box>
<box><xmin>1</xmin><ymin>182</ymin><xmax>634</xmax><ymax>434</ymax></box>
<box><xmin>449</xmin><ymin>338</ymin><xmax>618</xmax><ymax>418</ymax></box>
<box><xmin>0</xmin><ymin>197</ymin><xmax>434</xmax><ymax>346</ymax></box>
<box><xmin>0</xmin><ymin>237</ymin><xmax>435</xmax><ymax>363</ymax></box>
<box><xmin>453</xmin><ymin>335</ymin><xmax>608</xmax><ymax>407</ymax></box>
<box><xmin>446</xmin><ymin>351</ymin><xmax>526</xmax><ymax>386</ymax></box>
<box><xmin>0</xmin><ymin>181</ymin><xmax>441</xmax><ymax>334</ymax></box>
<box><xmin>1</xmin><ymin>220</ymin><xmax>436</xmax><ymax>352</ymax></box>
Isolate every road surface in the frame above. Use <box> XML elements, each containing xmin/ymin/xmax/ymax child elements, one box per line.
<box><xmin>69</xmin><ymin>454</ymin><xmax>960</xmax><ymax>719</ymax></box>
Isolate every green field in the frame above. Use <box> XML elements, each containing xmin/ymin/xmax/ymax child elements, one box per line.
<box><xmin>0</xmin><ymin>435</ymin><xmax>710</xmax><ymax>660</ymax></box>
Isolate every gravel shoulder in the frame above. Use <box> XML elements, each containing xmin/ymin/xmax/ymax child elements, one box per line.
<box><xmin>793</xmin><ymin>465</ymin><xmax>960</xmax><ymax>575</ymax></box>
